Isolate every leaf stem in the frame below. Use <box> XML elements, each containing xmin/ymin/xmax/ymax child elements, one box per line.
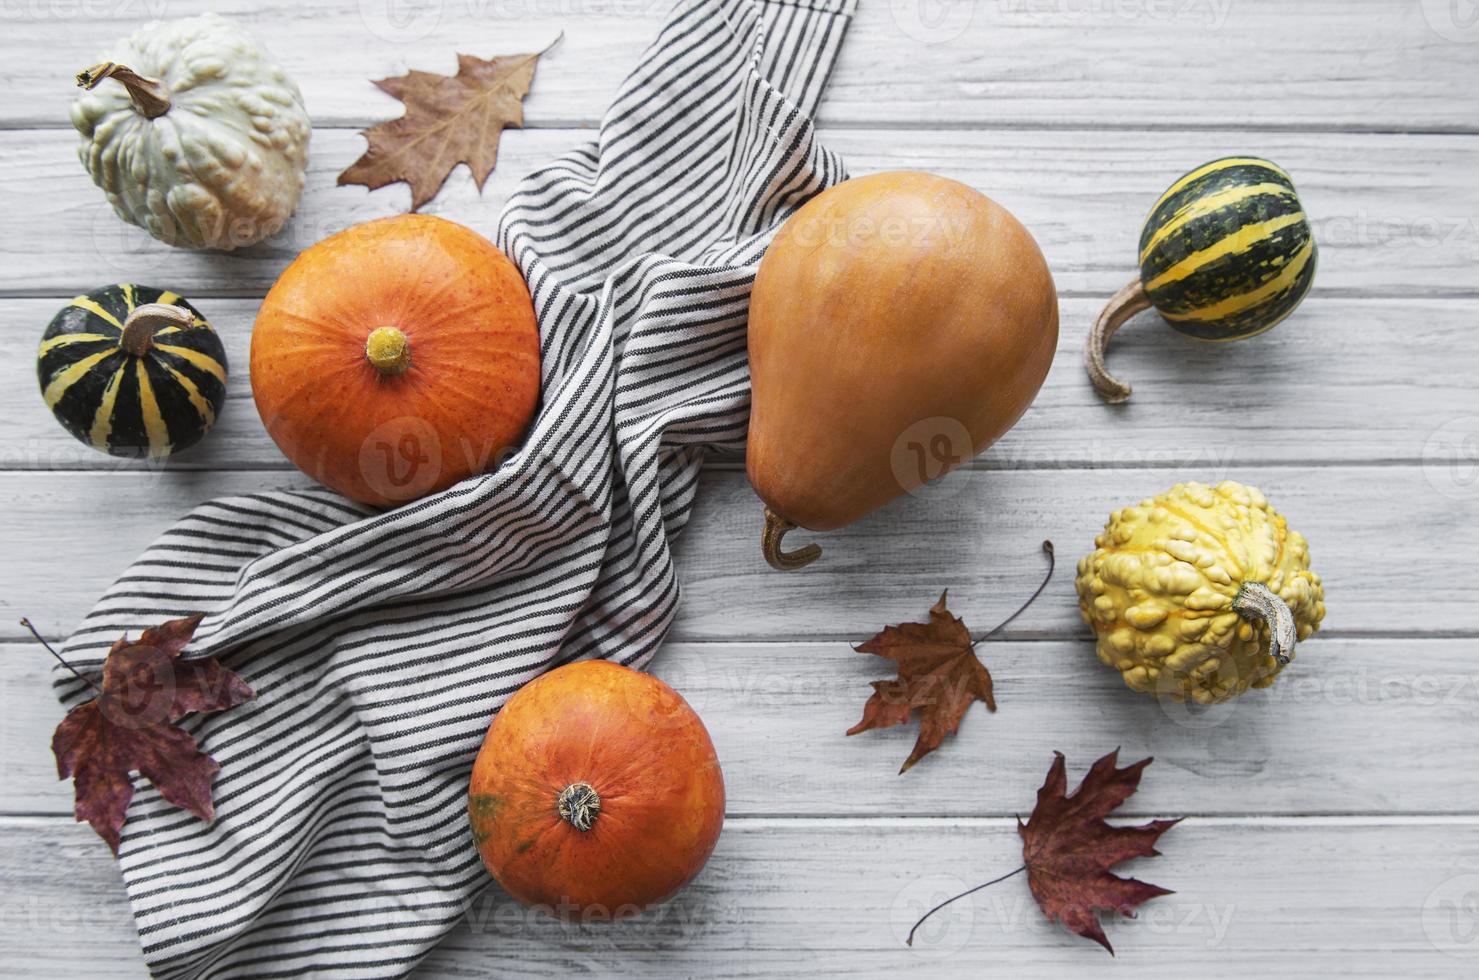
<box><xmin>972</xmin><ymin>540</ymin><xmax>1055</xmax><ymax>647</ymax></box>
<box><xmin>19</xmin><ymin>618</ymin><xmax>101</xmax><ymax>694</ymax></box>
<box><xmin>906</xmin><ymin>864</ymin><xmax>1026</xmax><ymax>946</ymax></box>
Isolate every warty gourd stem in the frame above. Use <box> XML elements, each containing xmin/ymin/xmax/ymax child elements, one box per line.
<box><xmin>76</xmin><ymin>62</ymin><xmax>172</xmax><ymax>119</ymax></box>
<box><xmin>1231</xmin><ymin>581</ymin><xmax>1298</xmax><ymax>667</ymax></box>
<box><xmin>761</xmin><ymin>507</ymin><xmax>821</xmax><ymax>571</ymax></box>
<box><xmin>1084</xmin><ymin>278</ymin><xmax>1153</xmax><ymax>404</ymax></box>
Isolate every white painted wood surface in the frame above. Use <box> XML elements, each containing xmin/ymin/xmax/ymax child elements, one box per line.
<box><xmin>2</xmin><ymin>0</ymin><xmax>1475</xmax><ymax>131</ymax></box>
<box><xmin>9</xmin><ymin>128</ymin><xmax>1478</xmax><ymax>296</ymax></box>
<box><xmin>2</xmin><ymin>0</ymin><xmax>1477</xmax><ymax>977</ymax></box>
<box><xmin>5</xmin><ymin>815</ymin><xmax>1479</xmax><ymax>978</ymax></box>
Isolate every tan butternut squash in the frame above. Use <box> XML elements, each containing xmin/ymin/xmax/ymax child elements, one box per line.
<box><xmin>747</xmin><ymin>171</ymin><xmax>1058</xmax><ymax>569</ymax></box>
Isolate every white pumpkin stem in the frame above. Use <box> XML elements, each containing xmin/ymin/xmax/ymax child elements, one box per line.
<box><xmin>1084</xmin><ymin>278</ymin><xmax>1153</xmax><ymax>404</ymax></box>
<box><xmin>1232</xmin><ymin>582</ymin><xmax>1298</xmax><ymax>668</ymax></box>
<box><xmin>761</xmin><ymin>507</ymin><xmax>821</xmax><ymax>571</ymax></box>
<box><xmin>120</xmin><ymin>303</ymin><xmax>197</xmax><ymax>357</ymax></box>
<box><xmin>556</xmin><ymin>782</ymin><xmax>601</xmax><ymax>832</ymax></box>
<box><xmin>76</xmin><ymin>62</ymin><xmax>171</xmax><ymax>119</ymax></box>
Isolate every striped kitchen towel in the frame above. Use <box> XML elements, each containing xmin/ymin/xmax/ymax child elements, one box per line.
<box><xmin>52</xmin><ymin>0</ymin><xmax>856</xmax><ymax>976</ymax></box>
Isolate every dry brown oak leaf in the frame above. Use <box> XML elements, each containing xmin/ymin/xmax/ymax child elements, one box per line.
<box><xmin>848</xmin><ymin>591</ymin><xmax>995</xmax><ymax>773</ymax></box>
<box><xmin>338</xmin><ymin>40</ymin><xmax>557</xmax><ymax>210</ymax></box>
<box><xmin>51</xmin><ymin>615</ymin><xmax>253</xmax><ymax>854</ymax></box>
<box><xmin>1018</xmin><ymin>750</ymin><xmax>1181</xmax><ymax>953</ymax></box>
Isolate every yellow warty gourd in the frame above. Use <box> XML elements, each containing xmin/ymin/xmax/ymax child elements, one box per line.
<box><xmin>1075</xmin><ymin>481</ymin><xmax>1325</xmax><ymax>704</ymax></box>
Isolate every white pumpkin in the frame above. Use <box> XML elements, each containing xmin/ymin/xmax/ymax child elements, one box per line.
<box><xmin>71</xmin><ymin>14</ymin><xmax>310</xmax><ymax>251</ymax></box>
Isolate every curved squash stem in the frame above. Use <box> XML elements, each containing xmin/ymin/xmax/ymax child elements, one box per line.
<box><xmin>1084</xmin><ymin>278</ymin><xmax>1153</xmax><ymax>404</ymax></box>
<box><xmin>120</xmin><ymin>303</ymin><xmax>198</xmax><ymax>357</ymax></box>
<box><xmin>761</xmin><ymin>507</ymin><xmax>821</xmax><ymax>571</ymax></box>
<box><xmin>1231</xmin><ymin>581</ymin><xmax>1298</xmax><ymax>667</ymax></box>
<box><xmin>76</xmin><ymin>62</ymin><xmax>171</xmax><ymax>119</ymax></box>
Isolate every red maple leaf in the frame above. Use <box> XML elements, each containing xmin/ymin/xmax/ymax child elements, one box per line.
<box><xmin>1018</xmin><ymin>750</ymin><xmax>1181</xmax><ymax>953</ymax></box>
<box><xmin>44</xmin><ymin>615</ymin><xmax>253</xmax><ymax>853</ymax></box>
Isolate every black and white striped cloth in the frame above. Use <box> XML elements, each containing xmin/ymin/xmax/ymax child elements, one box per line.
<box><xmin>54</xmin><ymin>1</ymin><xmax>855</xmax><ymax>976</ymax></box>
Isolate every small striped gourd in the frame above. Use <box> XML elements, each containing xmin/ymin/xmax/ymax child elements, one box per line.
<box><xmin>1085</xmin><ymin>157</ymin><xmax>1317</xmax><ymax>403</ymax></box>
<box><xmin>37</xmin><ymin>285</ymin><xmax>228</xmax><ymax>458</ymax></box>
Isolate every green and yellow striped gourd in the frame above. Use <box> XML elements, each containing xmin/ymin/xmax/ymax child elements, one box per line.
<box><xmin>37</xmin><ymin>284</ymin><xmax>228</xmax><ymax>458</ymax></box>
<box><xmin>1085</xmin><ymin>157</ymin><xmax>1317</xmax><ymax>403</ymax></box>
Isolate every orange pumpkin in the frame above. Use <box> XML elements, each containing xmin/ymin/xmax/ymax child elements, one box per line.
<box><xmin>469</xmin><ymin>660</ymin><xmax>725</xmax><ymax>915</ymax></box>
<box><xmin>250</xmin><ymin>214</ymin><xmax>541</xmax><ymax>506</ymax></box>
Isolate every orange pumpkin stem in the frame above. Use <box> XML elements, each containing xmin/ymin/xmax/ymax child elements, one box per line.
<box><xmin>365</xmin><ymin>326</ymin><xmax>412</xmax><ymax>375</ymax></box>
<box><xmin>556</xmin><ymin>781</ymin><xmax>600</xmax><ymax>832</ymax></box>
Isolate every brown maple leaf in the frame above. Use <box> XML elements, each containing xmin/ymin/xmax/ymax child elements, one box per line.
<box><xmin>847</xmin><ymin>591</ymin><xmax>995</xmax><ymax>773</ymax></box>
<box><xmin>1018</xmin><ymin>750</ymin><xmax>1181</xmax><ymax>953</ymax></box>
<box><xmin>34</xmin><ymin>616</ymin><xmax>253</xmax><ymax>854</ymax></box>
<box><xmin>848</xmin><ymin>541</ymin><xmax>1054</xmax><ymax>773</ymax></box>
<box><xmin>339</xmin><ymin>36</ymin><xmax>559</xmax><ymax>210</ymax></box>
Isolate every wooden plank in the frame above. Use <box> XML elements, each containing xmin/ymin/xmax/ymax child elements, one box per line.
<box><xmin>8</xmin><ymin>637</ymin><xmax>1479</xmax><ymax>818</ymax></box>
<box><xmin>4</xmin><ymin>126</ymin><xmax>1476</xmax><ymax>298</ymax></box>
<box><xmin>2</xmin><ymin>815</ymin><xmax>1477</xmax><ymax>978</ymax></box>
<box><xmin>0</xmin><ymin>819</ymin><xmax>144</xmax><ymax>978</ymax></box>
<box><xmin>2</xmin><ymin>0</ymin><xmax>1474</xmax><ymax>132</ymax></box>
<box><xmin>0</xmin><ymin>128</ymin><xmax>585</xmax><ymax>297</ymax></box>
<box><xmin>5</xmin><ymin>295</ymin><xmax>1476</xmax><ymax>472</ymax></box>
<box><xmin>0</xmin><ymin>465</ymin><xmax>1472</xmax><ymax>645</ymax></box>
<box><xmin>673</xmin><ymin>463</ymin><xmax>1476</xmax><ymax>640</ymax></box>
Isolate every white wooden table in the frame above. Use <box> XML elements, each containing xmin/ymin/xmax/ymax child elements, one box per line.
<box><xmin>2</xmin><ymin>1</ymin><xmax>1478</xmax><ymax>976</ymax></box>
